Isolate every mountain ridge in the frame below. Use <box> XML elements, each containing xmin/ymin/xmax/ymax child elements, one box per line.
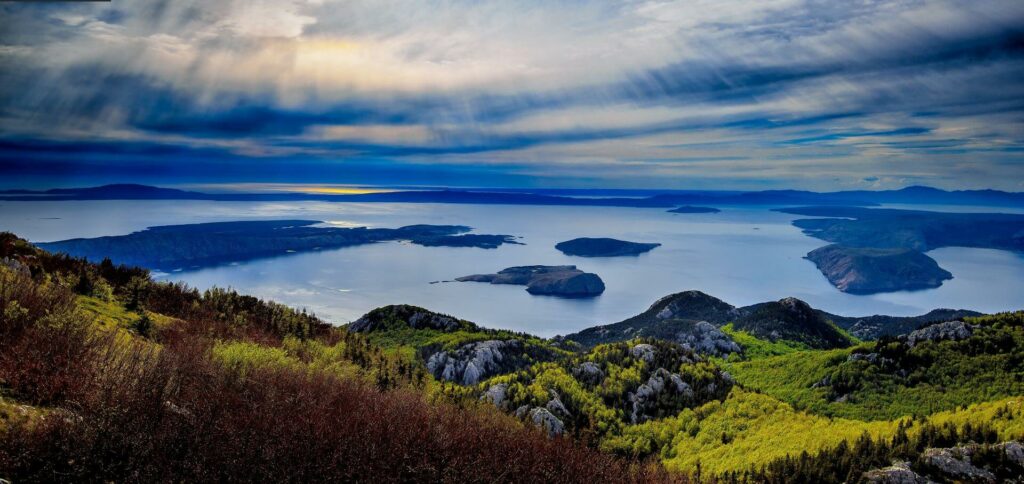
<box><xmin>5</xmin><ymin>183</ymin><xmax>1024</xmax><ymax>207</ymax></box>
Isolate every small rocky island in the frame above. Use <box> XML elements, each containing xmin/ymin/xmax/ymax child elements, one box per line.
<box><xmin>667</xmin><ymin>206</ymin><xmax>721</xmax><ymax>214</ymax></box>
<box><xmin>555</xmin><ymin>237</ymin><xmax>660</xmax><ymax>257</ymax></box>
<box><xmin>456</xmin><ymin>265</ymin><xmax>605</xmax><ymax>297</ymax></box>
<box><xmin>805</xmin><ymin>244</ymin><xmax>953</xmax><ymax>294</ymax></box>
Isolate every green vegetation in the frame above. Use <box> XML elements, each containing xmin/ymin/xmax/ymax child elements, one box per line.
<box><xmin>725</xmin><ymin>312</ymin><xmax>1024</xmax><ymax>420</ymax></box>
<box><xmin>605</xmin><ymin>389</ymin><xmax>1024</xmax><ymax>477</ymax></box>
<box><xmin>464</xmin><ymin>339</ymin><xmax>734</xmax><ymax>443</ymax></box>
<box><xmin>720</xmin><ymin>323</ymin><xmax>809</xmax><ymax>359</ymax></box>
<box><xmin>605</xmin><ymin>388</ymin><xmax>898</xmax><ymax>474</ymax></box>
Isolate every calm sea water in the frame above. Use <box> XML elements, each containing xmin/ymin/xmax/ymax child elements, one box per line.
<box><xmin>2</xmin><ymin>200</ymin><xmax>1022</xmax><ymax>337</ymax></box>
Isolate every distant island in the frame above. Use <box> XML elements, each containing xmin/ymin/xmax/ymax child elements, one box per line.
<box><xmin>776</xmin><ymin>206</ymin><xmax>1024</xmax><ymax>294</ymax></box>
<box><xmin>554</xmin><ymin>237</ymin><xmax>660</xmax><ymax>257</ymax></box>
<box><xmin>6</xmin><ymin>183</ymin><xmax>1024</xmax><ymax>208</ymax></box>
<box><xmin>667</xmin><ymin>205</ymin><xmax>720</xmax><ymax>214</ymax></box>
<box><xmin>404</xmin><ymin>233</ymin><xmax>522</xmax><ymax>249</ymax></box>
<box><xmin>39</xmin><ymin>220</ymin><xmax>520</xmax><ymax>271</ymax></box>
<box><xmin>805</xmin><ymin>245</ymin><xmax>953</xmax><ymax>294</ymax></box>
<box><xmin>776</xmin><ymin>206</ymin><xmax>1024</xmax><ymax>252</ymax></box>
<box><xmin>456</xmin><ymin>265</ymin><xmax>605</xmax><ymax>297</ymax></box>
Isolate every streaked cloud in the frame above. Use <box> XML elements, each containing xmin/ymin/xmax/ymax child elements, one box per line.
<box><xmin>0</xmin><ymin>0</ymin><xmax>1022</xmax><ymax>189</ymax></box>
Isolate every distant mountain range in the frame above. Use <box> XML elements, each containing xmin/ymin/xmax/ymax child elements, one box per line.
<box><xmin>3</xmin><ymin>183</ymin><xmax>1023</xmax><ymax>207</ymax></box>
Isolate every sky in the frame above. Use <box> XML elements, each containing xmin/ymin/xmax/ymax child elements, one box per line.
<box><xmin>0</xmin><ymin>0</ymin><xmax>1023</xmax><ymax>191</ymax></box>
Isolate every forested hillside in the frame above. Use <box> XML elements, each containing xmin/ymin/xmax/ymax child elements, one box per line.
<box><xmin>0</xmin><ymin>233</ymin><xmax>667</xmax><ymax>482</ymax></box>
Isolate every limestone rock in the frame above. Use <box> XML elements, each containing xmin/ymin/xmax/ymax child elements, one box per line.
<box><xmin>921</xmin><ymin>446</ymin><xmax>996</xmax><ymax>482</ymax></box>
<box><xmin>630</xmin><ymin>343</ymin><xmax>656</xmax><ymax>363</ymax></box>
<box><xmin>528</xmin><ymin>407</ymin><xmax>565</xmax><ymax>437</ymax></box>
<box><xmin>425</xmin><ymin>339</ymin><xmax>524</xmax><ymax>385</ymax></box>
<box><xmin>676</xmin><ymin>321</ymin><xmax>741</xmax><ymax>358</ymax></box>
<box><xmin>481</xmin><ymin>383</ymin><xmax>509</xmax><ymax>410</ymax></box>
<box><xmin>572</xmin><ymin>362</ymin><xmax>604</xmax><ymax>385</ymax></box>
<box><xmin>862</xmin><ymin>461</ymin><xmax>934</xmax><ymax>484</ymax></box>
<box><xmin>628</xmin><ymin>368</ymin><xmax>694</xmax><ymax>424</ymax></box>
<box><xmin>906</xmin><ymin>321</ymin><xmax>973</xmax><ymax>347</ymax></box>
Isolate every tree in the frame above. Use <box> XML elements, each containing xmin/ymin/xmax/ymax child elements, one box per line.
<box><xmin>73</xmin><ymin>269</ymin><xmax>94</xmax><ymax>296</ymax></box>
<box><xmin>124</xmin><ymin>276</ymin><xmax>150</xmax><ymax>311</ymax></box>
<box><xmin>131</xmin><ymin>314</ymin><xmax>154</xmax><ymax>338</ymax></box>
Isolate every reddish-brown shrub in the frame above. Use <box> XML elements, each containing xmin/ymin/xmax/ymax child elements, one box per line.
<box><xmin>0</xmin><ymin>267</ymin><xmax>97</xmax><ymax>405</ymax></box>
<box><xmin>1</xmin><ymin>333</ymin><xmax>678</xmax><ymax>483</ymax></box>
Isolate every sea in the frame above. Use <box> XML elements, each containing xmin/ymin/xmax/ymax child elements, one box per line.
<box><xmin>2</xmin><ymin>199</ymin><xmax>1022</xmax><ymax>337</ymax></box>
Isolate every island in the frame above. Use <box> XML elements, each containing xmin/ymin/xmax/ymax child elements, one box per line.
<box><xmin>39</xmin><ymin>220</ymin><xmax>520</xmax><ymax>271</ymax></box>
<box><xmin>805</xmin><ymin>245</ymin><xmax>953</xmax><ymax>294</ymax></box>
<box><xmin>404</xmin><ymin>233</ymin><xmax>521</xmax><ymax>249</ymax></box>
<box><xmin>775</xmin><ymin>206</ymin><xmax>1024</xmax><ymax>252</ymax></box>
<box><xmin>456</xmin><ymin>265</ymin><xmax>605</xmax><ymax>297</ymax></box>
<box><xmin>774</xmin><ymin>206</ymin><xmax>1024</xmax><ymax>294</ymax></box>
<box><xmin>667</xmin><ymin>205</ymin><xmax>721</xmax><ymax>214</ymax></box>
<box><xmin>554</xmin><ymin>237</ymin><xmax>660</xmax><ymax>257</ymax></box>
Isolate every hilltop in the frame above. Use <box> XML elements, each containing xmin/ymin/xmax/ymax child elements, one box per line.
<box><xmin>563</xmin><ymin>291</ymin><xmax>855</xmax><ymax>350</ymax></box>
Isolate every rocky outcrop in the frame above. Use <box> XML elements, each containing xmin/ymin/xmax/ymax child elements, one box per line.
<box><xmin>862</xmin><ymin>461</ymin><xmax>933</xmax><ymax>483</ymax></box>
<box><xmin>457</xmin><ymin>265</ymin><xmax>605</xmax><ymax>297</ymax></box>
<box><xmin>554</xmin><ymin>237</ymin><xmax>660</xmax><ymax>257</ymax></box>
<box><xmin>572</xmin><ymin>362</ymin><xmax>604</xmax><ymax>386</ymax></box>
<box><xmin>629</xmin><ymin>368</ymin><xmax>695</xmax><ymax>423</ymax></box>
<box><xmin>863</xmin><ymin>441</ymin><xmax>1024</xmax><ymax>483</ymax></box>
<box><xmin>806</xmin><ymin>244</ymin><xmax>953</xmax><ymax>295</ymax></box>
<box><xmin>920</xmin><ymin>446</ymin><xmax>996</xmax><ymax>482</ymax></box>
<box><xmin>514</xmin><ymin>393</ymin><xmax>571</xmax><ymax>437</ymax></box>
<box><xmin>630</xmin><ymin>343</ymin><xmax>656</xmax><ymax>363</ymax></box>
<box><xmin>1000</xmin><ymin>441</ymin><xmax>1024</xmax><ymax>466</ymax></box>
<box><xmin>349</xmin><ymin>305</ymin><xmax>470</xmax><ymax>333</ymax></box>
<box><xmin>906</xmin><ymin>320</ymin><xmax>974</xmax><ymax>347</ymax></box>
<box><xmin>545</xmin><ymin>390</ymin><xmax>571</xmax><ymax>421</ymax></box>
<box><xmin>425</xmin><ymin>339</ymin><xmax>527</xmax><ymax>385</ymax></box>
<box><xmin>481</xmin><ymin>383</ymin><xmax>510</xmax><ymax>410</ymax></box>
<box><xmin>676</xmin><ymin>321</ymin><xmax>741</xmax><ymax>358</ymax></box>
<box><xmin>528</xmin><ymin>407</ymin><xmax>565</xmax><ymax>437</ymax></box>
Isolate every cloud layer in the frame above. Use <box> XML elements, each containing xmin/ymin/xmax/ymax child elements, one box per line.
<box><xmin>1</xmin><ymin>0</ymin><xmax>1022</xmax><ymax>189</ymax></box>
